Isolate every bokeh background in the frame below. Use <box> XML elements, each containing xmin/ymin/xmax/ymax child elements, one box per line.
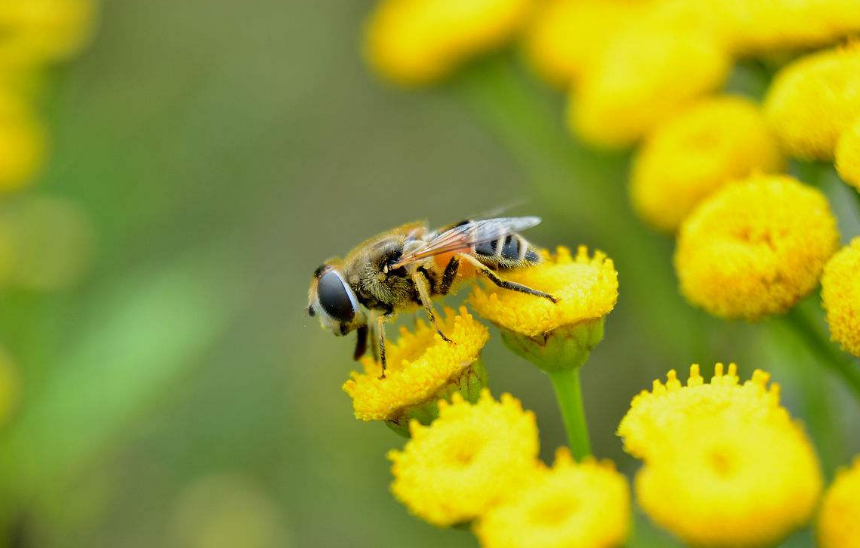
<box><xmin>1</xmin><ymin>1</ymin><xmax>859</xmax><ymax>547</ymax></box>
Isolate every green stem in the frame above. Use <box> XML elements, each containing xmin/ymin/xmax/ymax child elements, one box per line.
<box><xmin>785</xmin><ymin>305</ymin><xmax>860</xmax><ymax>403</ymax></box>
<box><xmin>548</xmin><ymin>368</ymin><xmax>592</xmax><ymax>459</ymax></box>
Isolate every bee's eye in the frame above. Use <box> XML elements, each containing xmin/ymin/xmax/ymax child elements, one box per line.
<box><xmin>317</xmin><ymin>271</ymin><xmax>355</xmax><ymax>323</ymax></box>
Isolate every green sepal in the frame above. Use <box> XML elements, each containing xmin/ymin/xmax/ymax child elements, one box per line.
<box><xmin>499</xmin><ymin>317</ymin><xmax>605</xmax><ymax>373</ymax></box>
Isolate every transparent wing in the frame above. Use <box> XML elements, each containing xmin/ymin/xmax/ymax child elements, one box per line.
<box><xmin>392</xmin><ymin>216</ymin><xmax>541</xmax><ymax>267</ymax></box>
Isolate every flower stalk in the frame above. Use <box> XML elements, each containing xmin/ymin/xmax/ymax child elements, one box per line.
<box><xmin>548</xmin><ymin>367</ymin><xmax>591</xmax><ymax>459</ymax></box>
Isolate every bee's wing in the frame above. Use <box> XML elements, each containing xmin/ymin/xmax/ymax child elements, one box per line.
<box><xmin>392</xmin><ymin>216</ymin><xmax>541</xmax><ymax>267</ymax></box>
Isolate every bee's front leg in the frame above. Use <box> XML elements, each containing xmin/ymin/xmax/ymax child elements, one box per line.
<box><xmin>412</xmin><ymin>271</ymin><xmax>454</xmax><ymax>344</ymax></box>
<box><xmin>377</xmin><ymin>312</ymin><xmax>392</xmax><ymax>379</ymax></box>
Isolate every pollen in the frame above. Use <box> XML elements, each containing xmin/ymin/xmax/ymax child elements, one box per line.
<box><xmin>835</xmin><ymin>118</ymin><xmax>860</xmax><ymax>191</ymax></box>
<box><xmin>569</xmin><ymin>28</ymin><xmax>731</xmax><ymax>148</ymax></box>
<box><xmin>363</xmin><ymin>0</ymin><xmax>533</xmax><ymax>86</ymax></box>
<box><xmin>474</xmin><ymin>447</ymin><xmax>630</xmax><ymax>548</ymax></box>
<box><xmin>387</xmin><ymin>390</ymin><xmax>540</xmax><ymax>527</ymax></box>
<box><xmin>674</xmin><ymin>174</ymin><xmax>839</xmax><ymax>320</ymax></box>
<box><xmin>821</xmin><ymin>238</ymin><xmax>860</xmax><ymax>358</ymax></box>
<box><xmin>619</xmin><ymin>365</ymin><xmax>823</xmax><ymax>548</ymax></box>
<box><xmin>630</xmin><ymin>95</ymin><xmax>784</xmax><ymax>233</ymax></box>
<box><xmin>469</xmin><ymin>246</ymin><xmax>618</xmax><ymax>338</ymax></box>
<box><xmin>764</xmin><ymin>43</ymin><xmax>860</xmax><ymax>160</ymax></box>
<box><xmin>343</xmin><ymin>307</ymin><xmax>489</xmax><ymax>422</ymax></box>
<box><xmin>818</xmin><ymin>457</ymin><xmax>860</xmax><ymax>548</ymax></box>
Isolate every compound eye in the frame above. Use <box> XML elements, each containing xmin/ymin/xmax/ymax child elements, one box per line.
<box><xmin>317</xmin><ymin>271</ymin><xmax>355</xmax><ymax>323</ymax></box>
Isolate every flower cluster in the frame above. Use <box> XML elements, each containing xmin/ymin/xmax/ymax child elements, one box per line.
<box><xmin>389</xmin><ymin>390</ymin><xmax>631</xmax><ymax>547</ymax></box>
<box><xmin>818</xmin><ymin>457</ymin><xmax>860</xmax><ymax>548</ymax></box>
<box><xmin>619</xmin><ymin>364</ymin><xmax>823</xmax><ymax>547</ymax></box>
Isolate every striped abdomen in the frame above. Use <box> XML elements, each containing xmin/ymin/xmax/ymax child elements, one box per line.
<box><xmin>474</xmin><ymin>233</ymin><xmax>541</xmax><ymax>270</ymax></box>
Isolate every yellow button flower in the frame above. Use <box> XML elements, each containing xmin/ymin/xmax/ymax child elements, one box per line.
<box><xmin>364</xmin><ymin>0</ymin><xmax>532</xmax><ymax>86</ymax></box>
<box><xmin>522</xmin><ymin>0</ymin><xmax>648</xmax><ymax>88</ymax></box>
<box><xmin>821</xmin><ymin>238</ymin><xmax>860</xmax><ymax>358</ymax></box>
<box><xmin>675</xmin><ymin>174</ymin><xmax>839</xmax><ymax>320</ymax></box>
<box><xmin>343</xmin><ymin>307</ymin><xmax>489</xmax><ymax>431</ymax></box>
<box><xmin>469</xmin><ymin>246</ymin><xmax>617</xmax><ymax>371</ymax></box>
<box><xmin>836</xmin><ymin>117</ymin><xmax>860</xmax><ymax>191</ymax></box>
<box><xmin>388</xmin><ymin>390</ymin><xmax>539</xmax><ymax>527</ymax></box>
<box><xmin>0</xmin><ymin>89</ymin><xmax>46</xmax><ymax>192</ymax></box>
<box><xmin>569</xmin><ymin>28</ymin><xmax>730</xmax><ymax>148</ymax></box>
<box><xmin>0</xmin><ymin>0</ymin><xmax>97</xmax><ymax>66</ymax></box>
<box><xmin>474</xmin><ymin>447</ymin><xmax>630</xmax><ymax>548</ymax></box>
<box><xmin>620</xmin><ymin>365</ymin><xmax>823</xmax><ymax>548</ymax></box>
<box><xmin>631</xmin><ymin>96</ymin><xmax>784</xmax><ymax>233</ymax></box>
<box><xmin>818</xmin><ymin>457</ymin><xmax>860</xmax><ymax>548</ymax></box>
<box><xmin>764</xmin><ymin>43</ymin><xmax>860</xmax><ymax>160</ymax></box>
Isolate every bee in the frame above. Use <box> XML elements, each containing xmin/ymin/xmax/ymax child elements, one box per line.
<box><xmin>307</xmin><ymin>216</ymin><xmax>558</xmax><ymax>377</ymax></box>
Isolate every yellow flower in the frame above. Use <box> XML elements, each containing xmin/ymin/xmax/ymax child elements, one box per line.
<box><xmin>620</xmin><ymin>365</ymin><xmax>823</xmax><ymax>548</ymax></box>
<box><xmin>675</xmin><ymin>174</ymin><xmax>839</xmax><ymax>320</ymax></box>
<box><xmin>818</xmin><ymin>457</ymin><xmax>860</xmax><ymax>548</ymax></box>
<box><xmin>0</xmin><ymin>89</ymin><xmax>46</xmax><ymax>191</ymax></box>
<box><xmin>764</xmin><ymin>43</ymin><xmax>860</xmax><ymax>160</ymax></box>
<box><xmin>474</xmin><ymin>447</ymin><xmax>630</xmax><ymax>548</ymax></box>
<box><xmin>469</xmin><ymin>246</ymin><xmax>617</xmax><ymax>371</ymax></box>
<box><xmin>388</xmin><ymin>390</ymin><xmax>539</xmax><ymax>527</ymax></box>
<box><xmin>821</xmin><ymin>238</ymin><xmax>860</xmax><ymax>357</ymax></box>
<box><xmin>711</xmin><ymin>0</ymin><xmax>860</xmax><ymax>54</ymax></box>
<box><xmin>521</xmin><ymin>0</ymin><xmax>649</xmax><ymax>88</ymax></box>
<box><xmin>343</xmin><ymin>307</ymin><xmax>489</xmax><ymax>429</ymax></box>
<box><xmin>364</xmin><ymin>0</ymin><xmax>532</xmax><ymax>86</ymax></box>
<box><xmin>569</xmin><ymin>28</ymin><xmax>730</xmax><ymax>148</ymax></box>
<box><xmin>835</xmin><ymin>117</ymin><xmax>860</xmax><ymax>191</ymax></box>
<box><xmin>631</xmin><ymin>96</ymin><xmax>784</xmax><ymax>233</ymax></box>
<box><xmin>0</xmin><ymin>0</ymin><xmax>97</xmax><ymax>66</ymax></box>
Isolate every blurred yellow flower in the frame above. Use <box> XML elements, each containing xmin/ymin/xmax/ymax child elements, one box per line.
<box><xmin>818</xmin><ymin>457</ymin><xmax>860</xmax><ymax>548</ymax></box>
<box><xmin>343</xmin><ymin>307</ymin><xmax>489</xmax><ymax>426</ymax></box>
<box><xmin>0</xmin><ymin>89</ymin><xmax>46</xmax><ymax>191</ymax></box>
<box><xmin>631</xmin><ymin>96</ymin><xmax>784</xmax><ymax>233</ymax></box>
<box><xmin>764</xmin><ymin>43</ymin><xmax>860</xmax><ymax>160</ymax></box>
<box><xmin>522</xmin><ymin>0</ymin><xmax>649</xmax><ymax>88</ymax></box>
<box><xmin>0</xmin><ymin>0</ymin><xmax>97</xmax><ymax>67</ymax></box>
<box><xmin>474</xmin><ymin>447</ymin><xmax>630</xmax><ymax>548</ymax></box>
<box><xmin>364</xmin><ymin>0</ymin><xmax>532</xmax><ymax>86</ymax></box>
<box><xmin>821</xmin><ymin>238</ymin><xmax>860</xmax><ymax>358</ymax></box>
<box><xmin>835</xmin><ymin>117</ymin><xmax>860</xmax><ymax>191</ymax></box>
<box><xmin>569</xmin><ymin>29</ymin><xmax>730</xmax><ymax>148</ymax></box>
<box><xmin>620</xmin><ymin>364</ymin><xmax>822</xmax><ymax>548</ymax></box>
<box><xmin>470</xmin><ymin>246</ymin><xmax>617</xmax><ymax>371</ymax></box>
<box><xmin>675</xmin><ymin>174</ymin><xmax>838</xmax><ymax>320</ymax></box>
<box><xmin>388</xmin><ymin>390</ymin><xmax>539</xmax><ymax>527</ymax></box>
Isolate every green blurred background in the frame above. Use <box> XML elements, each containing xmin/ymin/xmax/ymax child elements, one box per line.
<box><xmin>1</xmin><ymin>1</ymin><xmax>858</xmax><ymax>546</ymax></box>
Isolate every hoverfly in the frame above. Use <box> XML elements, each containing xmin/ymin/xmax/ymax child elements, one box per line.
<box><xmin>307</xmin><ymin>217</ymin><xmax>558</xmax><ymax>377</ymax></box>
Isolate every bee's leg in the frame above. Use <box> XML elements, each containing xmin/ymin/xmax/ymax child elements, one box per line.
<box><xmin>459</xmin><ymin>254</ymin><xmax>559</xmax><ymax>303</ymax></box>
<box><xmin>353</xmin><ymin>325</ymin><xmax>369</xmax><ymax>361</ymax></box>
<box><xmin>438</xmin><ymin>256</ymin><xmax>460</xmax><ymax>296</ymax></box>
<box><xmin>368</xmin><ymin>316</ymin><xmax>380</xmax><ymax>363</ymax></box>
<box><xmin>377</xmin><ymin>313</ymin><xmax>390</xmax><ymax>379</ymax></box>
<box><xmin>412</xmin><ymin>271</ymin><xmax>454</xmax><ymax>343</ymax></box>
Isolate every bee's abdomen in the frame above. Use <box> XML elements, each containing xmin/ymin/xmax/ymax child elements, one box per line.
<box><xmin>474</xmin><ymin>233</ymin><xmax>540</xmax><ymax>270</ymax></box>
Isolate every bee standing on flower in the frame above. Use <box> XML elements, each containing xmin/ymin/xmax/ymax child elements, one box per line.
<box><xmin>307</xmin><ymin>217</ymin><xmax>558</xmax><ymax>375</ymax></box>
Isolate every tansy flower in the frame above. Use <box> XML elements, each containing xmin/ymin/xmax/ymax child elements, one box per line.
<box><xmin>764</xmin><ymin>43</ymin><xmax>860</xmax><ymax>160</ymax></box>
<box><xmin>469</xmin><ymin>246</ymin><xmax>617</xmax><ymax>372</ymax></box>
<box><xmin>0</xmin><ymin>88</ymin><xmax>46</xmax><ymax>192</ymax></box>
<box><xmin>569</xmin><ymin>28</ymin><xmax>730</xmax><ymax>148</ymax></box>
<box><xmin>521</xmin><ymin>0</ymin><xmax>648</xmax><ymax>89</ymax></box>
<box><xmin>835</xmin><ymin>118</ymin><xmax>860</xmax><ymax>190</ymax></box>
<box><xmin>364</xmin><ymin>0</ymin><xmax>533</xmax><ymax>86</ymax></box>
<box><xmin>388</xmin><ymin>390</ymin><xmax>539</xmax><ymax>527</ymax></box>
<box><xmin>474</xmin><ymin>448</ymin><xmax>630</xmax><ymax>548</ymax></box>
<box><xmin>818</xmin><ymin>457</ymin><xmax>860</xmax><ymax>548</ymax></box>
<box><xmin>619</xmin><ymin>365</ymin><xmax>823</xmax><ymax>548</ymax></box>
<box><xmin>675</xmin><ymin>174</ymin><xmax>839</xmax><ymax>320</ymax></box>
<box><xmin>0</xmin><ymin>0</ymin><xmax>97</xmax><ymax>67</ymax></box>
<box><xmin>821</xmin><ymin>238</ymin><xmax>860</xmax><ymax>357</ymax></box>
<box><xmin>631</xmin><ymin>96</ymin><xmax>784</xmax><ymax>233</ymax></box>
<box><xmin>343</xmin><ymin>307</ymin><xmax>489</xmax><ymax>433</ymax></box>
